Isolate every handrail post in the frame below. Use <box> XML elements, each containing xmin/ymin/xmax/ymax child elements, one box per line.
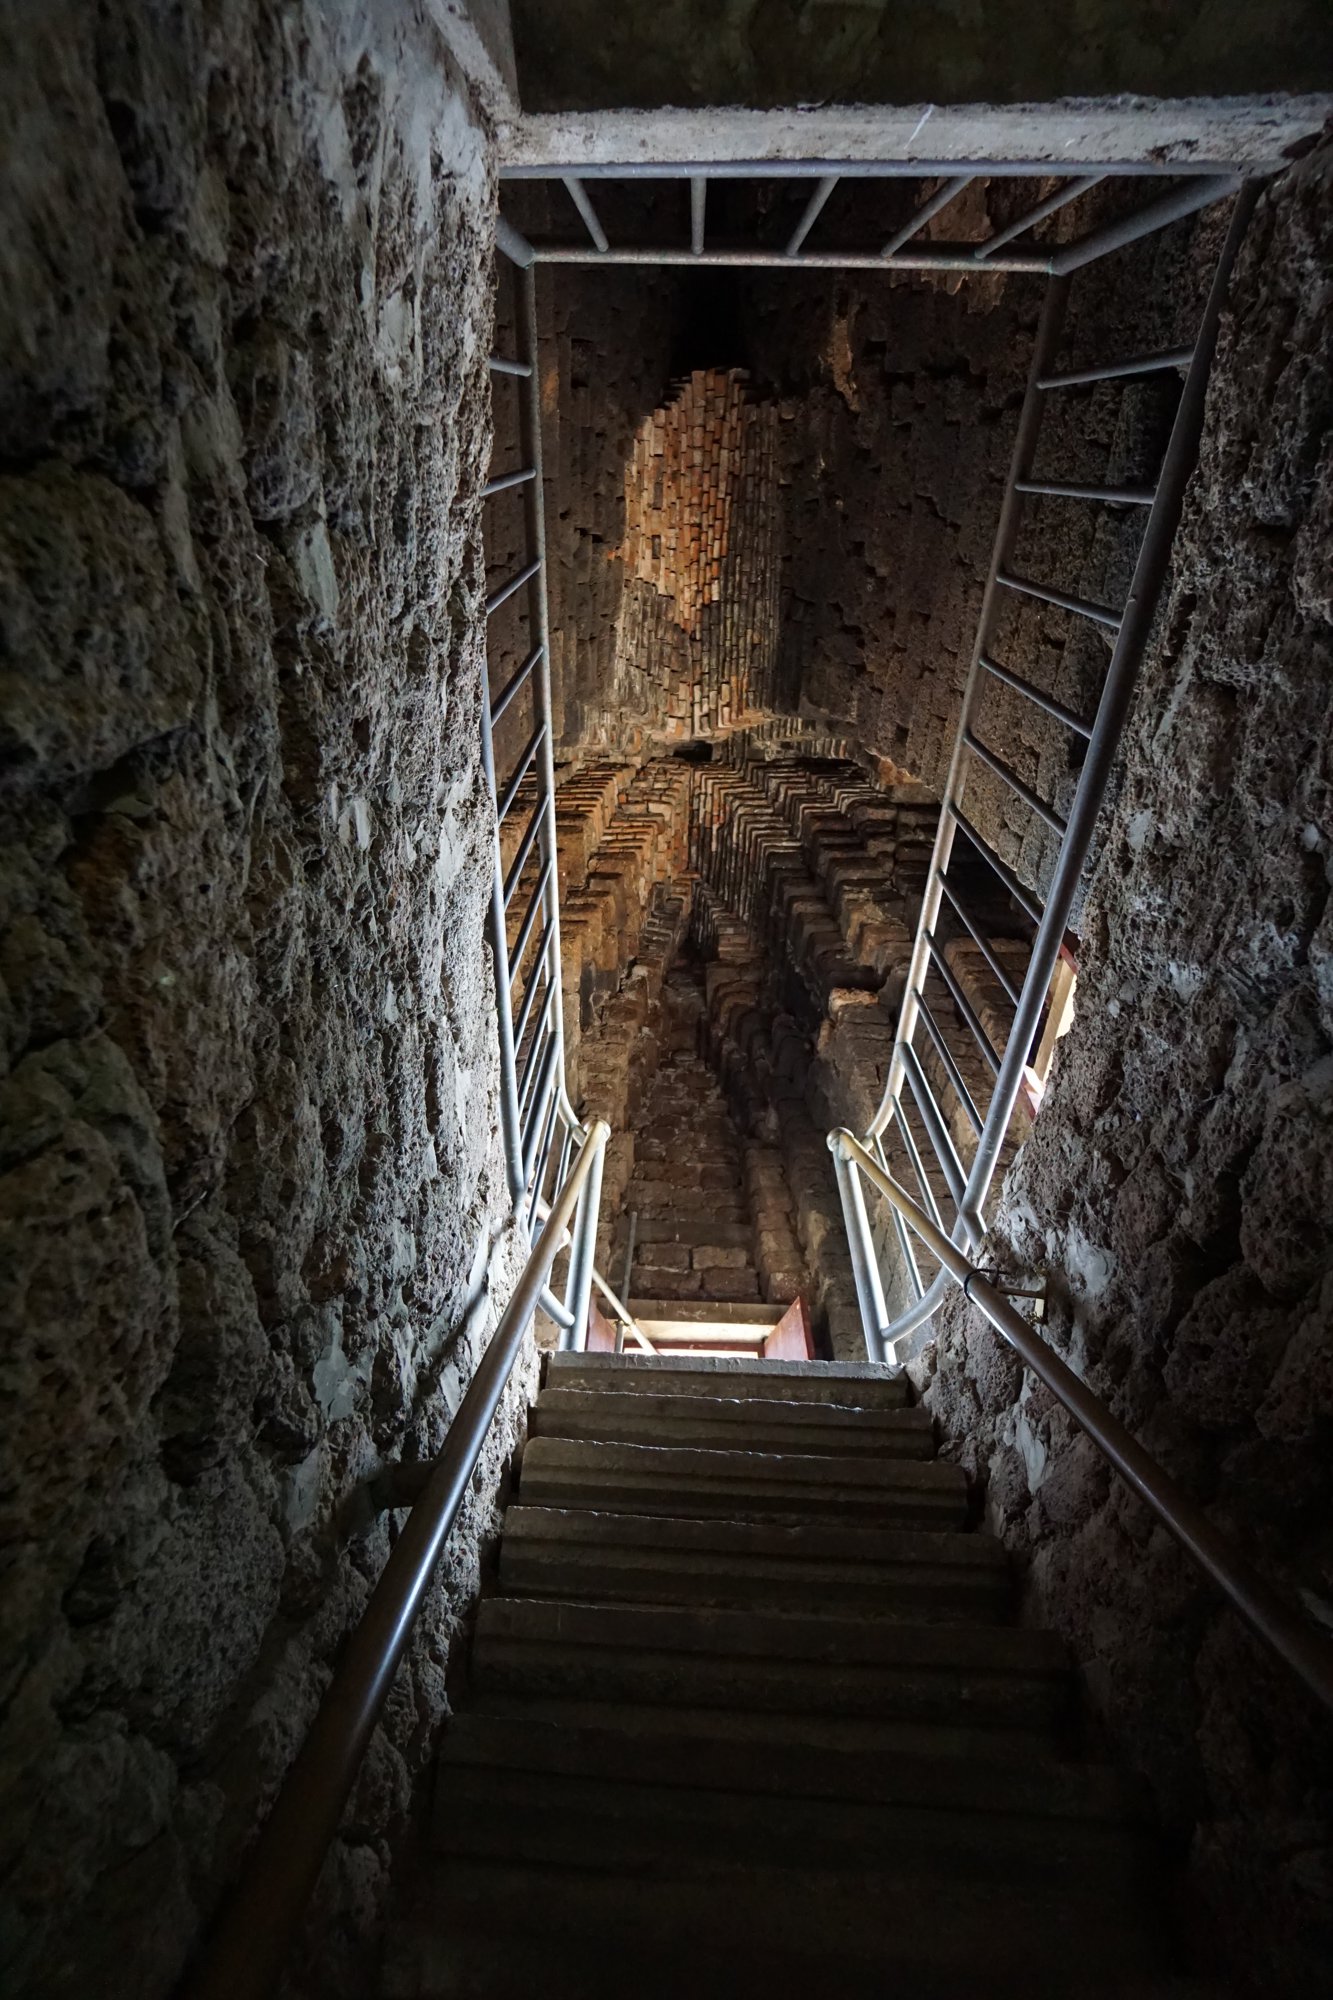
<box><xmin>561</xmin><ymin>1126</ymin><xmax>606</xmax><ymax>1348</ymax></box>
<box><xmin>829</xmin><ymin>1133</ymin><xmax>888</xmax><ymax>1364</ymax></box>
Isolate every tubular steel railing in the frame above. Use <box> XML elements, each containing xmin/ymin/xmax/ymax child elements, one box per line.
<box><xmin>186</xmin><ymin>1120</ymin><xmax>610</xmax><ymax>1999</ymax></box>
<box><xmin>482</xmin><ymin>251</ymin><xmax>609</xmax><ymax>1351</ymax></box>
<box><xmin>830</xmin><ymin>180</ymin><xmax>1259</xmax><ymax>1367</ymax></box>
<box><xmin>828</xmin><ymin>1129</ymin><xmax>1333</xmax><ymax>1716</ymax></box>
<box><xmin>496</xmin><ymin>161</ymin><xmax>1248</xmax><ymax>276</ymax></box>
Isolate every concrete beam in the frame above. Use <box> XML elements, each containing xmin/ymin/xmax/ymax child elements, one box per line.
<box><xmin>425</xmin><ymin>0</ymin><xmax>519</xmax><ymax>122</ymax></box>
<box><xmin>499</xmin><ymin>95</ymin><xmax>1332</xmax><ymax>175</ymax></box>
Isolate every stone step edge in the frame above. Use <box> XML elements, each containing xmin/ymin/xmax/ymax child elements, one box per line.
<box><xmin>547</xmin><ymin>1351</ymin><xmax>891</xmax><ymax>1379</ymax></box>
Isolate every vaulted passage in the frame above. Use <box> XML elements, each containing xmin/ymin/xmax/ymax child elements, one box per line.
<box><xmin>3</xmin><ymin>10</ymin><xmax>1333</xmax><ymax>2000</ymax></box>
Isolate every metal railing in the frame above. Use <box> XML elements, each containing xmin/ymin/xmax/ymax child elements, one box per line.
<box><xmin>830</xmin><ymin>180</ymin><xmax>1259</xmax><ymax>1367</ymax></box>
<box><xmin>482</xmin><ymin>250</ymin><xmax>608</xmax><ymax>1351</ymax></box>
<box><xmin>186</xmin><ymin>1120</ymin><xmax>611</xmax><ymax>1999</ymax></box>
<box><xmin>496</xmin><ymin>163</ymin><xmax>1246</xmax><ymax>276</ymax></box>
<box><xmin>828</xmin><ymin>1129</ymin><xmax>1333</xmax><ymax>1716</ymax></box>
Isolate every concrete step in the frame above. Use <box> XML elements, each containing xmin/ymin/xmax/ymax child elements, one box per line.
<box><xmin>470</xmin><ymin>1596</ymin><xmax>1071</xmax><ymax>1730</ymax></box>
<box><xmin>496</xmin><ymin>1504</ymin><xmax>1011</xmax><ymax>1621</ymax></box>
<box><xmin>386</xmin><ymin>1925</ymin><xmax>1198</xmax><ymax>2000</ymax></box>
<box><xmin>461</xmin><ymin>1691</ymin><xmax>1080</xmax><ymax>1769</ymax></box>
<box><xmin>628</xmin><ymin>1297</ymin><xmax>782</xmax><ymax>1324</ymax></box>
<box><xmin>517</xmin><ymin>1436</ymin><xmax>968</xmax><ymax>1528</ymax></box>
<box><xmin>393</xmin><ymin>1857</ymin><xmax>1162</xmax><ymax>1998</ymax></box>
<box><xmin>432</xmin><ymin>1761</ymin><xmax>1154</xmax><ymax>1888</ymax></box>
<box><xmin>529</xmin><ymin>1387</ymin><xmax>936</xmax><ymax>1459</ymax></box>
<box><xmin>545</xmin><ymin>1350</ymin><xmax>908</xmax><ymax>1408</ymax></box>
<box><xmin>439</xmin><ymin>1705</ymin><xmax>1144</xmax><ymax>1822</ymax></box>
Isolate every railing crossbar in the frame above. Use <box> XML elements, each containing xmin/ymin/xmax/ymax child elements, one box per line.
<box><xmin>503</xmin><ymin>801</ymin><xmax>545</xmax><ymax>908</ymax></box>
<box><xmin>900</xmin><ymin>1041</ymin><xmax>968</xmax><ymax>1219</ymax></box>
<box><xmin>785</xmin><ymin>172</ymin><xmax>838</xmax><ymax>257</ymax></box>
<box><xmin>975</xmin><ymin>171</ymin><xmax>1105</xmax><ymax>257</ymax></box>
<box><xmin>964</xmin><ymin>727</ymin><xmax>1069</xmax><ymax>837</ymax></box>
<box><xmin>496</xmin><ymin>721</ymin><xmax>546</xmax><ymax>824</ymax></box>
<box><xmin>481</xmin><ymin>465</ymin><xmax>537</xmax><ymax>499</ymax></box>
<box><xmin>520</xmin><ymin>1035</ymin><xmax>559</xmax><ymax>1182</ymax></box>
<box><xmin>997</xmin><ymin>569</ymin><xmax>1122</xmax><ymax>630</ymax></box>
<box><xmin>508</xmin><ymin>857</ymin><xmax>552</xmax><ymax>983</ymax></box>
<box><xmin>485</xmin><ymin>556</ymin><xmax>542</xmax><ymax>618</ymax></box>
<box><xmin>891</xmin><ymin>1098</ymin><xmax>947</xmax><ymax>1236</ymax></box>
<box><xmin>516</xmin><ymin>986</ymin><xmax>557</xmax><ymax>1114</ymax></box>
<box><xmin>948</xmin><ymin>804</ymin><xmax>1046</xmax><ymax>929</ymax></box>
<box><xmin>935</xmin><ymin>874</ymin><xmax>1024</xmax><ymax>1008</ymax></box>
<box><xmin>913</xmin><ymin>988</ymin><xmax>985</xmax><ymax>1137</ymax></box>
<box><xmin>979</xmin><ymin>654</ymin><xmax>1094</xmax><ymax>741</ymax></box>
<box><xmin>511</xmin><ymin>922</ymin><xmax>551</xmax><ymax>1039</ymax></box>
<box><xmin>1038</xmin><ymin>344</ymin><xmax>1193</xmax><ymax>390</ymax></box>
<box><xmin>880</xmin><ymin>173</ymin><xmax>973</xmax><ymax>255</ymax></box>
<box><xmin>491</xmin><ymin>643</ymin><xmax>545</xmax><ymax>728</ymax></box>
<box><xmin>1015</xmin><ymin>477</ymin><xmax>1154</xmax><ymax>505</ymax></box>
<box><xmin>923</xmin><ymin>930</ymin><xmax>1004</xmax><ymax>1078</ymax></box>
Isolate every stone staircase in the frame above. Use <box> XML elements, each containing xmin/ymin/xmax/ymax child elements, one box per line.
<box><xmin>384</xmin><ymin>1353</ymin><xmax>1198</xmax><ymax>1999</ymax></box>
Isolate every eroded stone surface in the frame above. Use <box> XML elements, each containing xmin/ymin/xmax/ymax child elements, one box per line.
<box><xmin>0</xmin><ymin>5</ymin><xmax>524</xmax><ymax>1994</ymax></box>
<box><xmin>915</xmin><ymin>148</ymin><xmax>1333</xmax><ymax>1996</ymax></box>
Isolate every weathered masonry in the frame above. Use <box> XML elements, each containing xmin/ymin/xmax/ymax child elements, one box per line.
<box><xmin>2</xmin><ymin>7</ymin><xmax>1332</xmax><ymax>2000</ymax></box>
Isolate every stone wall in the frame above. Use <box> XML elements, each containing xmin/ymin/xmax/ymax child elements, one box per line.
<box><xmin>915</xmin><ymin>149</ymin><xmax>1333</xmax><ymax>1996</ymax></box>
<box><xmin>0</xmin><ymin>6</ymin><xmax>518</xmax><ymax>1994</ymax></box>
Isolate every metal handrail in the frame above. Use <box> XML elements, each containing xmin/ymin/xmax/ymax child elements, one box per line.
<box><xmin>186</xmin><ymin>1122</ymin><xmax>611</xmax><ymax>2000</ymax></box>
<box><xmin>835</xmin><ymin>181</ymin><xmax>1258</xmax><ymax>1364</ymax></box>
<box><xmin>828</xmin><ymin>1129</ymin><xmax>1333</xmax><ymax>1716</ymax></box>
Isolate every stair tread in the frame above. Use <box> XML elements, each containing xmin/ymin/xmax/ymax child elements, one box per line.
<box><xmin>546</xmin><ymin>1350</ymin><xmax>907</xmax><ymax>1407</ymax></box>
<box><xmin>439</xmin><ymin>1708</ymin><xmax>1146</xmax><ymax>1820</ymax></box>
<box><xmin>403</xmin><ymin>1858</ymin><xmax>1164</xmax><ymax>1986</ymax></box>
<box><xmin>499</xmin><ymin>1504</ymin><xmax>1008</xmax><ymax>1567</ymax></box>
<box><xmin>518</xmin><ymin>1437</ymin><xmax>967</xmax><ymax>1528</ymax></box>
<box><xmin>474</xmin><ymin>1594</ymin><xmax>1068</xmax><ymax>1671</ymax></box>
<box><xmin>433</xmin><ymin>1764</ymin><xmax>1155</xmax><ymax>1888</ymax></box>
<box><xmin>386</xmin><ymin>1922</ymin><xmax>1190</xmax><ymax>2000</ymax></box>
<box><xmin>530</xmin><ymin>1389</ymin><xmax>935</xmax><ymax>1457</ymax></box>
<box><xmin>628</xmin><ymin>1298</ymin><xmax>784</xmax><ymax>1323</ymax></box>
<box><xmin>533</xmin><ymin>1386</ymin><xmax>928</xmax><ymax>1431</ymax></box>
<box><xmin>462</xmin><ymin>1693</ymin><xmax>1080</xmax><ymax>1767</ymax></box>
<box><xmin>520</xmin><ymin>1435</ymin><xmax>962</xmax><ymax>1493</ymax></box>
